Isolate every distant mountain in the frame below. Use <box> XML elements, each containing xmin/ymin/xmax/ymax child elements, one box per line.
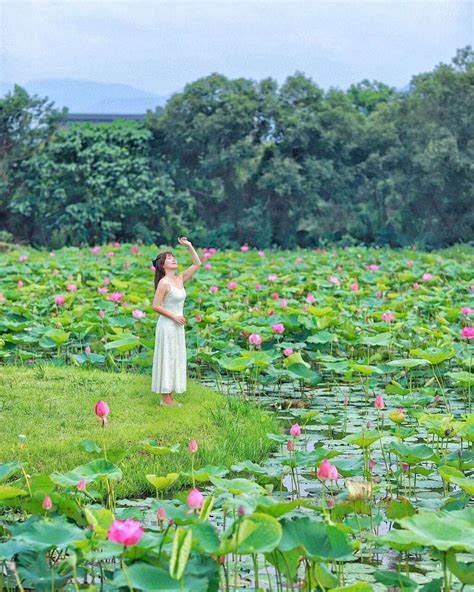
<box><xmin>1</xmin><ymin>77</ymin><xmax>412</xmax><ymax>113</ymax></box>
<box><xmin>0</xmin><ymin>79</ymin><xmax>171</xmax><ymax>113</ymax></box>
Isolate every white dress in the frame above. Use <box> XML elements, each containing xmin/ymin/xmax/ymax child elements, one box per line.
<box><xmin>151</xmin><ymin>284</ymin><xmax>187</xmax><ymax>394</ymax></box>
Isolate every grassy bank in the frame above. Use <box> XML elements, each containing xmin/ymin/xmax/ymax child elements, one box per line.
<box><xmin>0</xmin><ymin>364</ymin><xmax>280</xmax><ymax>498</ymax></box>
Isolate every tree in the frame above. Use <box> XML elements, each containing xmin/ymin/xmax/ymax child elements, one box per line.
<box><xmin>9</xmin><ymin>120</ymin><xmax>196</xmax><ymax>247</ymax></box>
<box><xmin>0</xmin><ymin>85</ymin><xmax>66</xmax><ymax>234</ymax></box>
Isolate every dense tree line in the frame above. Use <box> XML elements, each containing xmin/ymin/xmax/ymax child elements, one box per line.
<box><xmin>0</xmin><ymin>47</ymin><xmax>472</xmax><ymax>249</ymax></box>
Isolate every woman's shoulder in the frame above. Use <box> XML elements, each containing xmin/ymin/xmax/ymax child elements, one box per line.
<box><xmin>157</xmin><ymin>278</ymin><xmax>171</xmax><ymax>292</ymax></box>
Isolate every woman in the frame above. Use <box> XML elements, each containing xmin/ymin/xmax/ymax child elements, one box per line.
<box><xmin>151</xmin><ymin>237</ymin><xmax>201</xmax><ymax>407</ymax></box>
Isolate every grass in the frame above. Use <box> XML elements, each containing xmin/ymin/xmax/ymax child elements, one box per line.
<box><xmin>0</xmin><ymin>363</ymin><xmax>280</xmax><ymax>498</ymax></box>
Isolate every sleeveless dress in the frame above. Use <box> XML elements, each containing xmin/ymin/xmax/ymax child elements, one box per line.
<box><xmin>151</xmin><ymin>283</ymin><xmax>187</xmax><ymax>394</ymax></box>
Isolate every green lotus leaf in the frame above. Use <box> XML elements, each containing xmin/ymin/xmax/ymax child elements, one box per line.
<box><xmin>383</xmin><ymin>508</ymin><xmax>474</xmax><ymax>552</ymax></box>
<box><xmin>278</xmin><ymin>517</ymin><xmax>352</xmax><ymax>560</ymax></box>
<box><xmin>50</xmin><ymin>459</ymin><xmax>122</xmax><ymax>487</ymax></box>
<box><xmin>218</xmin><ymin>512</ymin><xmax>282</xmax><ymax>555</ymax></box>
<box><xmin>146</xmin><ymin>473</ymin><xmax>180</xmax><ymax>491</ymax></box>
<box><xmin>209</xmin><ymin>476</ymin><xmax>268</xmax><ymax>496</ymax></box>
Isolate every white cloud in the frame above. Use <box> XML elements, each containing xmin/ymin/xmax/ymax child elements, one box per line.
<box><xmin>1</xmin><ymin>0</ymin><xmax>471</xmax><ymax>93</ymax></box>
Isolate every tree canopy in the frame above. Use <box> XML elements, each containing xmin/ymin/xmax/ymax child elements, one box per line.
<box><xmin>1</xmin><ymin>47</ymin><xmax>472</xmax><ymax>249</ymax></box>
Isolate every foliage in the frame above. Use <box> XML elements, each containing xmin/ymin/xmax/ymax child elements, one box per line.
<box><xmin>1</xmin><ymin>47</ymin><xmax>473</xmax><ymax>248</ymax></box>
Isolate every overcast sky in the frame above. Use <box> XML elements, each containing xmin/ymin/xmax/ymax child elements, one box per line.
<box><xmin>1</xmin><ymin>0</ymin><xmax>472</xmax><ymax>95</ymax></box>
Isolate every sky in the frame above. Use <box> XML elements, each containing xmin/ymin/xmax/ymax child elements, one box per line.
<box><xmin>1</xmin><ymin>0</ymin><xmax>472</xmax><ymax>95</ymax></box>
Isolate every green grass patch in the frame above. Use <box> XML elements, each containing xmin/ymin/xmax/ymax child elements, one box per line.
<box><xmin>0</xmin><ymin>364</ymin><xmax>280</xmax><ymax>498</ymax></box>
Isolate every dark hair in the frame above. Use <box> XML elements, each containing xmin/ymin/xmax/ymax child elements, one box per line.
<box><xmin>152</xmin><ymin>251</ymin><xmax>174</xmax><ymax>291</ymax></box>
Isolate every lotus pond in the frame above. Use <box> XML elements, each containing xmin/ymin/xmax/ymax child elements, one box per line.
<box><xmin>0</xmin><ymin>242</ymin><xmax>473</xmax><ymax>590</ymax></box>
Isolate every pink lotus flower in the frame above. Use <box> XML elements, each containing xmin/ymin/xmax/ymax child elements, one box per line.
<box><xmin>413</xmin><ymin>282</ymin><xmax>421</xmax><ymax>289</ymax></box>
<box><xmin>103</xmin><ymin>277</ymin><xmax>110</xmax><ymax>285</ymax></box>
<box><xmin>374</xmin><ymin>395</ymin><xmax>385</xmax><ymax>410</ymax></box>
<box><xmin>19</xmin><ymin>255</ymin><xmax>28</xmax><ymax>262</ymax></box>
<box><xmin>268</xmin><ymin>309</ymin><xmax>275</xmax><ymax>316</ymax></box>
<box><xmin>204</xmin><ymin>263</ymin><xmax>212</xmax><ymax>270</ymax></box>
<box><xmin>66</xmin><ymin>284</ymin><xmax>77</xmax><ymax>291</ymax></box>
<box><xmin>290</xmin><ymin>423</ymin><xmax>301</xmax><ymax>437</ymax></box>
<box><xmin>130</xmin><ymin>246</ymin><xmax>139</xmax><ymax>254</ymax></box>
<box><xmin>55</xmin><ymin>295</ymin><xmax>65</xmax><ymax>306</ymax></box>
<box><xmin>365</xmin><ymin>264</ymin><xmax>380</xmax><ymax>271</ymax></box>
<box><xmin>287</xmin><ymin>439</ymin><xmax>295</xmax><ymax>452</ymax></box>
<box><xmin>123</xmin><ymin>261</ymin><xmax>130</xmax><ymax>269</ymax></box>
<box><xmin>270</xmin><ymin>292</ymin><xmax>279</xmax><ymax>299</ymax></box>
<box><xmin>240</xmin><ymin>244</ymin><xmax>250</xmax><ymax>251</ymax></box>
<box><xmin>0</xmin><ymin>292</ymin><xmax>5</xmax><ymax>304</ymax></box>
<box><xmin>98</xmin><ymin>287</ymin><xmax>108</xmax><ymax>294</ymax></box>
<box><xmin>368</xmin><ymin>458</ymin><xmax>377</xmax><ymax>471</ymax></box>
<box><xmin>329</xmin><ymin>275</ymin><xmax>340</xmax><ymax>286</ymax></box>
<box><xmin>283</xmin><ymin>347</ymin><xmax>294</xmax><ymax>356</ymax></box>
<box><xmin>68</xmin><ymin>275</ymin><xmax>74</xmax><ymax>281</ymax></box>
<box><xmin>209</xmin><ymin>248</ymin><xmax>217</xmax><ymax>254</ymax></box>
<box><xmin>113</xmin><ymin>241</ymin><xmax>120</xmax><ymax>248</ymax></box>
<box><xmin>91</xmin><ymin>246</ymin><xmax>101</xmax><ymax>254</ymax></box>
<box><xmin>53</xmin><ymin>269</ymin><xmax>59</xmax><ymax>276</ymax></box>
<box><xmin>202</xmin><ymin>252</ymin><xmax>211</xmax><ymax>260</ymax></box>
<box><xmin>107</xmin><ymin>518</ymin><xmax>144</xmax><ymax>546</ymax></box>
<box><xmin>210</xmin><ymin>285</ymin><xmax>218</xmax><ymax>293</ymax></box>
<box><xmin>85</xmin><ymin>345</ymin><xmax>91</xmax><ymax>354</ymax></box>
<box><xmin>106</xmin><ymin>251</ymin><xmax>115</xmax><ymax>258</ymax></box>
<box><xmin>98</xmin><ymin>310</ymin><xmax>105</xmax><ymax>318</ymax></box>
<box><xmin>108</xmin><ymin>292</ymin><xmax>124</xmax><ymax>302</ymax></box>
<box><xmin>157</xmin><ymin>507</ymin><xmax>167</xmax><ymax>521</ymax></box>
<box><xmin>188</xmin><ymin>439</ymin><xmax>198</xmax><ymax>453</ymax></box>
<box><xmin>227</xmin><ymin>281</ymin><xmax>237</xmax><ymax>289</ymax></box>
<box><xmin>422</xmin><ymin>273</ymin><xmax>433</xmax><ymax>282</ymax></box>
<box><xmin>255</xmin><ymin>282</ymin><xmax>262</xmax><ymax>290</ymax></box>
<box><xmin>296</xmin><ymin>257</ymin><xmax>303</xmax><ymax>263</ymax></box>
<box><xmin>306</xmin><ymin>293</ymin><xmax>316</xmax><ymax>304</ymax></box>
<box><xmin>317</xmin><ymin>460</ymin><xmax>331</xmax><ymax>480</ymax></box>
<box><xmin>461</xmin><ymin>327</ymin><xmax>474</xmax><ymax>339</ymax></box>
<box><xmin>336</xmin><ymin>265</ymin><xmax>343</xmax><ymax>272</ymax></box>
<box><xmin>258</xmin><ymin>250</ymin><xmax>265</xmax><ymax>257</ymax></box>
<box><xmin>279</xmin><ymin>298</ymin><xmax>288</xmax><ymax>307</ymax></box>
<box><xmin>406</xmin><ymin>259</ymin><xmax>414</xmax><ymax>268</ymax></box>
<box><xmin>375</xmin><ymin>290</ymin><xmax>382</xmax><ymax>298</ymax></box>
<box><xmin>132</xmin><ymin>309</ymin><xmax>146</xmax><ymax>319</ymax></box>
<box><xmin>42</xmin><ymin>495</ymin><xmax>52</xmax><ymax>510</ymax></box>
<box><xmin>238</xmin><ymin>505</ymin><xmax>246</xmax><ymax>516</ymax></box>
<box><xmin>187</xmin><ymin>488</ymin><xmax>204</xmax><ymax>509</ymax></box>
<box><xmin>95</xmin><ymin>400</ymin><xmax>110</xmax><ymax>418</ymax></box>
<box><xmin>268</xmin><ymin>274</ymin><xmax>278</xmax><ymax>281</ymax></box>
<box><xmin>17</xmin><ymin>280</ymin><xmax>24</xmax><ymax>288</ymax></box>
<box><xmin>248</xmin><ymin>333</ymin><xmax>263</xmax><ymax>345</ymax></box>
<box><xmin>317</xmin><ymin>459</ymin><xmax>339</xmax><ymax>480</ymax></box>
<box><xmin>350</xmin><ymin>283</ymin><xmax>359</xmax><ymax>292</ymax></box>
<box><xmin>195</xmin><ymin>313</ymin><xmax>202</xmax><ymax>322</ymax></box>
<box><xmin>381</xmin><ymin>312</ymin><xmax>395</xmax><ymax>322</ymax></box>
<box><xmin>77</xmin><ymin>479</ymin><xmax>87</xmax><ymax>491</ymax></box>
<box><xmin>272</xmin><ymin>323</ymin><xmax>285</xmax><ymax>333</ymax></box>
<box><xmin>461</xmin><ymin>307</ymin><xmax>472</xmax><ymax>316</ymax></box>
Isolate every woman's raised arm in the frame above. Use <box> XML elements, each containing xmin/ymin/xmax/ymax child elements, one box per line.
<box><xmin>177</xmin><ymin>237</ymin><xmax>201</xmax><ymax>282</ymax></box>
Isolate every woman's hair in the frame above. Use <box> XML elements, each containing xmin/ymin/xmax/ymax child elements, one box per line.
<box><xmin>152</xmin><ymin>251</ymin><xmax>174</xmax><ymax>291</ymax></box>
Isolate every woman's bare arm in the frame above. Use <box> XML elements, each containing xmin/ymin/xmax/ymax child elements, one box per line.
<box><xmin>152</xmin><ymin>281</ymin><xmax>176</xmax><ymax>320</ymax></box>
<box><xmin>178</xmin><ymin>238</ymin><xmax>202</xmax><ymax>283</ymax></box>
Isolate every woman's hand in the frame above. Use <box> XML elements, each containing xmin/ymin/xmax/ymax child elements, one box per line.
<box><xmin>173</xmin><ymin>315</ymin><xmax>186</xmax><ymax>326</ymax></box>
<box><xmin>178</xmin><ymin>236</ymin><xmax>192</xmax><ymax>248</ymax></box>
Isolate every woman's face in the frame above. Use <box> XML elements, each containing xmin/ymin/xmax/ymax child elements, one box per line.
<box><xmin>164</xmin><ymin>253</ymin><xmax>178</xmax><ymax>270</ymax></box>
